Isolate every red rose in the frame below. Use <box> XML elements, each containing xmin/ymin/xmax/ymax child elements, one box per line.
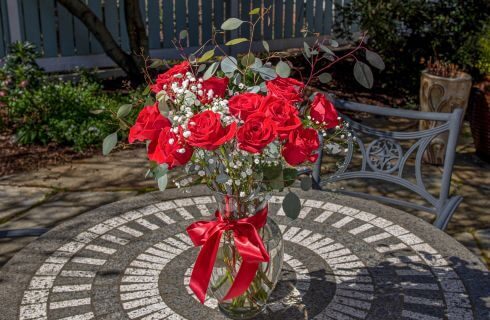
<box><xmin>186</xmin><ymin>110</ymin><xmax>237</xmax><ymax>150</ymax></box>
<box><xmin>259</xmin><ymin>95</ymin><xmax>302</xmax><ymax>139</ymax></box>
<box><xmin>228</xmin><ymin>93</ymin><xmax>263</xmax><ymax>121</ymax></box>
<box><xmin>237</xmin><ymin>113</ymin><xmax>277</xmax><ymax>153</ymax></box>
<box><xmin>310</xmin><ymin>94</ymin><xmax>339</xmax><ymax>129</ymax></box>
<box><xmin>128</xmin><ymin>103</ymin><xmax>171</xmax><ymax>143</ymax></box>
<box><xmin>201</xmin><ymin>77</ymin><xmax>229</xmax><ymax>103</ymax></box>
<box><xmin>151</xmin><ymin>61</ymin><xmax>191</xmax><ymax>93</ymax></box>
<box><xmin>147</xmin><ymin>127</ymin><xmax>193</xmax><ymax>169</ymax></box>
<box><xmin>282</xmin><ymin>127</ymin><xmax>320</xmax><ymax>166</ymax></box>
<box><xmin>266</xmin><ymin>77</ymin><xmax>305</xmax><ymax>103</ymax></box>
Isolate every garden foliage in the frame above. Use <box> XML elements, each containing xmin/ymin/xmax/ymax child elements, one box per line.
<box><xmin>335</xmin><ymin>0</ymin><xmax>490</xmax><ymax>93</ymax></box>
<box><xmin>0</xmin><ymin>42</ymin><xmax>138</xmax><ymax>151</ymax></box>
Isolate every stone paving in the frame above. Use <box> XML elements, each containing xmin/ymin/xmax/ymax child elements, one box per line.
<box><xmin>0</xmin><ymin>123</ymin><xmax>489</xmax><ymax>268</ymax></box>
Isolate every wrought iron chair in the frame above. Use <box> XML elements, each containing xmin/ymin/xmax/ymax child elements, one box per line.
<box><xmin>311</xmin><ymin>98</ymin><xmax>464</xmax><ymax>230</ymax></box>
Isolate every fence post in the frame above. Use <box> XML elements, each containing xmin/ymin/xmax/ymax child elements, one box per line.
<box><xmin>228</xmin><ymin>0</ymin><xmax>239</xmax><ymax>56</ymax></box>
<box><xmin>6</xmin><ymin>0</ymin><xmax>22</xmax><ymax>42</ymax></box>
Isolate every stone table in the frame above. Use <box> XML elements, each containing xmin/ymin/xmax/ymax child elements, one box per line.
<box><xmin>1</xmin><ymin>186</ymin><xmax>488</xmax><ymax>320</ymax></box>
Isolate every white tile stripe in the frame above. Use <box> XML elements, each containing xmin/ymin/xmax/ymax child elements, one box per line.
<box><xmin>49</xmin><ymin>298</ymin><xmax>91</xmax><ymax>309</ymax></box>
<box><xmin>52</xmin><ymin>284</ymin><xmax>91</xmax><ymax>292</ymax></box>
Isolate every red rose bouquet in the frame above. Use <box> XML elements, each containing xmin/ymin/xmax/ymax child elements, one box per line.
<box><xmin>104</xmin><ymin>6</ymin><xmax>381</xmax><ymax>318</ymax></box>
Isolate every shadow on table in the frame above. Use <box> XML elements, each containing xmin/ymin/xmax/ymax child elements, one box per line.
<box><xmin>256</xmin><ymin>255</ymin><xmax>489</xmax><ymax>320</ymax></box>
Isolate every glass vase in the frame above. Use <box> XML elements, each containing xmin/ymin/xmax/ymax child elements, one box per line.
<box><xmin>209</xmin><ymin>192</ymin><xmax>284</xmax><ymax>319</ymax></box>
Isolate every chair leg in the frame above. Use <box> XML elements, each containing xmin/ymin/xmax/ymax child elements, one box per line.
<box><xmin>433</xmin><ymin>196</ymin><xmax>463</xmax><ymax>230</ymax></box>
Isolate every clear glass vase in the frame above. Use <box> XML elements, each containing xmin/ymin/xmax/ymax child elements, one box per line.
<box><xmin>209</xmin><ymin>192</ymin><xmax>284</xmax><ymax>319</ymax></box>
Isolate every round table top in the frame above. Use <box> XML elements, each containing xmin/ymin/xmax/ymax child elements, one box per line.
<box><xmin>1</xmin><ymin>186</ymin><xmax>488</xmax><ymax>320</ymax></box>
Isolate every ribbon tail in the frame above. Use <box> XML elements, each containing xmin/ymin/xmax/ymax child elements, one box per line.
<box><xmin>223</xmin><ymin>261</ymin><xmax>260</xmax><ymax>301</ymax></box>
<box><xmin>189</xmin><ymin>229</ymin><xmax>223</xmax><ymax>303</ymax></box>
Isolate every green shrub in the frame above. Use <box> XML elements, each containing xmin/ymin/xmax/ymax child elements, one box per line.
<box><xmin>1</xmin><ymin>42</ymin><xmax>140</xmax><ymax>151</ymax></box>
<box><xmin>477</xmin><ymin>25</ymin><xmax>490</xmax><ymax>75</ymax></box>
<box><xmin>335</xmin><ymin>0</ymin><xmax>490</xmax><ymax>93</ymax></box>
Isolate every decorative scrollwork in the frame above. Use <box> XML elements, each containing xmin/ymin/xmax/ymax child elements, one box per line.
<box><xmin>366</xmin><ymin>138</ymin><xmax>402</xmax><ymax>173</ymax></box>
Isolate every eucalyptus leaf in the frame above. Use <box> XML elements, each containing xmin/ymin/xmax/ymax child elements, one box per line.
<box><xmin>262</xmin><ymin>40</ymin><xmax>270</xmax><ymax>52</ymax></box>
<box><xmin>252</xmin><ymin>58</ymin><xmax>263</xmax><ymax>69</ymax></box>
<box><xmin>329</xmin><ymin>39</ymin><xmax>339</xmax><ymax>47</ymax></box>
<box><xmin>365</xmin><ymin>50</ymin><xmax>385</xmax><ymax>70</ymax></box>
<box><xmin>221</xmin><ymin>18</ymin><xmax>244</xmax><ymax>30</ymax></box>
<box><xmin>225</xmin><ymin>38</ymin><xmax>248</xmax><ymax>46</ymax></box>
<box><xmin>158</xmin><ymin>100</ymin><xmax>169</xmax><ymax>116</ymax></box>
<box><xmin>318</xmin><ymin>73</ymin><xmax>332</xmax><ymax>84</ymax></box>
<box><xmin>353</xmin><ymin>61</ymin><xmax>374</xmax><ymax>89</ymax></box>
<box><xmin>221</xmin><ymin>56</ymin><xmax>238</xmax><ymax>73</ymax></box>
<box><xmin>257</xmin><ymin>67</ymin><xmax>277</xmax><ymax>80</ymax></box>
<box><xmin>117</xmin><ymin>104</ymin><xmax>132</xmax><ymax>118</ymax></box>
<box><xmin>303</xmin><ymin>42</ymin><xmax>311</xmax><ymax>58</ymax></box>
<box><xmin>149</xmin><ymin>59</ymin><xmax>164</xmax><ymax>68</ymax></box>
<box><xmin>102</xmin><ymin>132</ymin><xmax>117</xmax><ymax>156</ymax></box>
<box><xmin>283</xmin><ymin>191</ymin><xmax>301</xmax><ymax>219</ymax></box>
<box><xmin>203</xmin><ymin>62</ymin><xmax>219</xmax><ymax>80</ymax></box>
<box><xmin>197</xmin><ymin>64</ymin><xmax>206</xmax><ymax>73</ymax></box>
<box><xmin>143</xmin><ymin>85</ymin><xmax>151</xmax><ymax>95</ymax></box>
<box><xmin>247</xmin><ymin>85</ymin><xmax>260</xmax><ymax>93</ymax></box>
<box><xmin>179</xmin><ymin>30</ymin><xmax>188</xmax><ymax>40</ymax></box>
<box><xmin>249</xmin><ymin>8</ymin><xmax>260</xmax><ymax>15</ymax></box>
<box><xmin>300</xmin><ymin>175</ymin><xmax>313</xmax><ymax>191</ymax></box>
<box><xmin>319</xmin><ymin>44</ymin><xmax>335</xmax><ymax>56</ymax></box>
<box><xmin>276</xmin><ymin>60</ymin><xmax>291</xmax><ymax>78</ymax></box>
<box><xmin>232</xmin><ymin>73</ymin><xmax>242</xmax><ymax>85</ymax></box>
<box><xmin>198</xmin><ymin>49</ymin><xmax>215</xmax><ymax>63</ymax></box>
<box><xmin>241</xmin><ymin>53</ymin><xmax>255</xmax><ymax>67</ymax></box>
<box><xmin>216</xmin><ymin>173</ymin><xmax>230</xmax><ymax>184</ymax></box>
<box><xmin>157</xmin><ymin>174</ymin><xmax>168</xmax><ymax>191</ymax></box>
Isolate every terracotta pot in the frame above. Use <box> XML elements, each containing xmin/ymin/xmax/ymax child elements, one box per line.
<box><xmin>419</xmin><ymin>70</ymin><xmax>472</xmax><ymax>165</ymax></box>
<box><xmin>468</xmin><ymin>80</ymin><xmax>490</xmax><ymax>162</ymax></box>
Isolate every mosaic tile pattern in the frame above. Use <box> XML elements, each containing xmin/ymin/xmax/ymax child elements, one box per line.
<box><xmin>8</xmin><ymin>193</ymin><xmax>487</xmax><ymax>320</ymax></box>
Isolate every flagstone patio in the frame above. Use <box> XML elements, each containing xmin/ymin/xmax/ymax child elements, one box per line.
<box><xmin>0</xmin><ymin>123</ymin><xmax>488</xmax><ymax>268</ymax></box>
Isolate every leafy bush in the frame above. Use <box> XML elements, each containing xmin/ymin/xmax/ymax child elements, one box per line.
<box><xmin>477</xmin><ymin>25</ymin><xmax>490</xmax><ymax>75</ymax></box>
<box><xmin>335</xmin><ymin>0</ymin><xmax>490</xmax><ymax>93</ymax></box>
<box><xmin>0</xmin><ymin>42</ymin><xmax>139</xmax><ymax>151</ymax></box>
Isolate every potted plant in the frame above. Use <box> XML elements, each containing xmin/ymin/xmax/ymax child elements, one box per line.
<box><xmin>419</xmin><ymin>58</ymin><xmax>472</xmax><ymax>165</ymax></box>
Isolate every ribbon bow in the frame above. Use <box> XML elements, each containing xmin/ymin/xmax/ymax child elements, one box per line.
<box><xmin>186</xmin><ymin>206</ymin><xmax>270</xmax><ymax>303</ymax></box>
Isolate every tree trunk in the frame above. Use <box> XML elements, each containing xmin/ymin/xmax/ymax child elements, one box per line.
<box><xmin>56</xmin><ymin>0</ymin><xmax>145</xmax><ymax>84</ymax></box>
<box><xmin>124</xmin><ymin>0</ymin><xmax>149</xmax><ymax>70</ymax></box>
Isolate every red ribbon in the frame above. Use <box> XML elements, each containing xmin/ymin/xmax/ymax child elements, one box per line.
<box><xmin>186</xmin><ymin>206</ymin><xmax>270</xmax><ymax>303</ymax></box>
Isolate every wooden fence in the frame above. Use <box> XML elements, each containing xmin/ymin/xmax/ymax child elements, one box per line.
<box><xmin>0</xmin><ymin>0</ymin><xmax>350</xmax><ymax>73</ymax></box>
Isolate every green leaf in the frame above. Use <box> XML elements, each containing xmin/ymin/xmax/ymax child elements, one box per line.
<box><xmin>249</xmin><ymin>8</ymin><xmax>260</xmax><ymax>15</ymax></box>
<box><xmin>198</xmin><ymin>49</ymin><xmax>215</xmax><ymax>63</ymax></box>
<box><xmin>225</xmin><ymin>38</ymin><xmax>248</xmax><ymax>46</ymax></box>
<box><xmin>102</xmin><ymin>132</ymin><xmax>118</xmax><ymax>156</ymax></box>
<box><xmin>262</xmin><ymin>40</ymin><xmax>270</xmax><ymax>52</ymax></box>
<box><xmin>197</xmin><ymin>64</ymin><xmax>207</xmax><ymax>73</ymax></box>
<box><xmin>144</xmin><ymin>96</ymin><xmax>154</xmax><ymax>106</ymax></box>
<box><xmin>157</xmin><ymin>174</ymin><xmax>168</xmax><ymax>191</ymax></box>
<box><xmin>300</xmin><ymin>175</ymin><xmax>312</xmax><ymax>191</ymax></box>
<box><xmin>318</xmin><ymin>72</ymin><xmax>332</xmax><ymax>84</ymax></box>
<box><xmin>203</xmin><ymin>62</ymin><xmax>219</xmax><ymax>80</ymax></box>
<box><xmin>179</xmin><ymin>30</ymin><xmax>188</xmax><ymax>39</ymax></box>
<box><xmin>216</xmin><ymin>173</ymin><xmax>230</xmax><ymax>184</ymax></box>
<box><xmin>319</xmin><ymin>44</ymin><xmax>335</xmax><ymax>56</ymax></box>
<box><xmin>117</xmin><ymin>104</ymin><xmax>132</xmax><ymax>118</ymax></box>
<box><xmin>329</xmin><ymin>39</ymin><xmax>339</xmax><ymax>48</ymax></box>
<box><xmin>263</xmin><ymin>164</ymin><xmax>282</xmax><ymax>180</ymax></box>
<box><xmin>353</xmin><ymin>61</ymin><xmax>374</xmax><ymax>89</ymax></box>
<box><xmin>221</xmin><ymin>18</ymin><xmax>244</xmax><ymax>30</ymax></box>
<box><xmin>257</xmin><ymin>67</ymin><xmax>277</xmax><ymax>80</ymax></box>
<box><xmin>221</xmin><ymin>56</ymin><xmax>238</xmax><ymax>73</ymax></box>
<box><xmin>283</xmin><ymin>191</ymin><xmax>301</xmax><ymax>219</ymax></box>
<box><xmin>149</xmin><ymin>59</ymin><xmax>164</xmax><ymax>68</ymax></box>
<box><xmin>143</xmin><ymin>85</ymin><xmax>151</xmax><ymax>95</ymax></box>
<box><xmin>241</xmin><ymin>53</ymin><xmax>255</xmax><ymax>67</ymax></box>
<box><xmin>303</xmin><ymin>42</ymin><xmax>311</xmax><ymax>58</ymax></box>
<box><xmin>365</xmin><ymin>50</ymin><xmax>385</xmax><ymax>70</ymax></box>
<box><xmin>158</xmin><ymin>100</ymin><xmax>169</xmax><ymax>116</ymax></box>
<box><xmin>283</xmin><ymin>168</ymin><xmax>297</xmax><ymax>187</ymax></box>
<box><xmin>276</xmin><ymin>60</ymin><xmax>291</xmax><ymax>78</ymax></box>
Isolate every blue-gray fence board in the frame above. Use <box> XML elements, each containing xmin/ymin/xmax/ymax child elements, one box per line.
<box><xmin>39</xmin><ymin>0</ymin><xmax>57</xmax><ymax>57</ymax></box>
<box><xmin>57</xmin><ymin>2</ymin><xmax>75</xmax><ymax>56</ymax></box>
<box><xmin>21</xmin><ymin>0</ymin><xmax>41</xmax><ymax>49</ymax></box>
<box><xmin>0</xmin><ymin>0</ymin><xmax>9</xmax><ymax>56</ymax></box>
<box><xmin>88</xmin><ymin>0</ymin><xmax>103</xmax><ymax>53</ymax></box>
<box><xmin>2</xmin><ymin>0</ymin><xmax>338</xmax><ymax>71</ymax></box>
<box><xmin>148</xmin><ymin>0</ymin><xmax>161</xmax><ymax>49</ymax></box>
<box><xmin>188</xmin><ymin>0</ymin><xmax>199</xmax><ymax>46</ymax></box>
<box><xmin>162</xmin><ymin>0</ymin><xmax>173</xmax><ymax>48</ymax></box>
